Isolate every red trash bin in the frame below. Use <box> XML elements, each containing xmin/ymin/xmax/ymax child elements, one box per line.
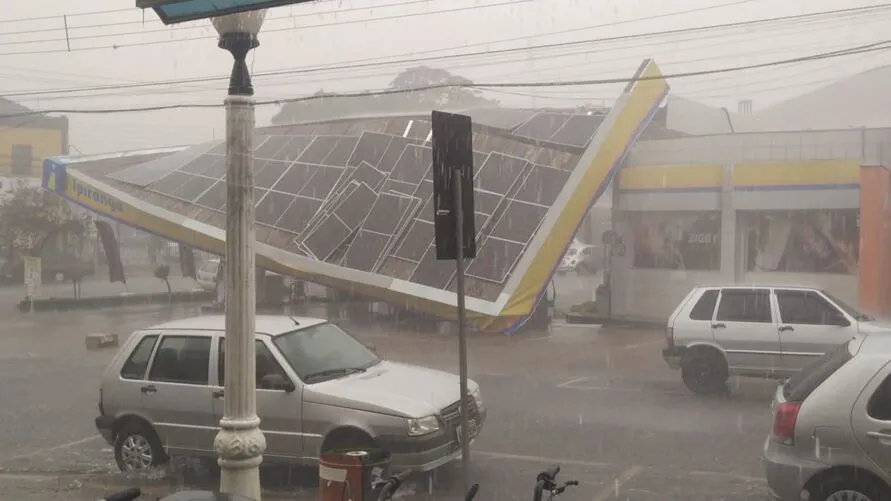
<box><xmin>319</xmin><ymin>449</ymin><xmax>391</xmax><ymax>501</ymax></box>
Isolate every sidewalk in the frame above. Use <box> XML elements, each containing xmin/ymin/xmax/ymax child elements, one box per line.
<box><xmin>0</xmin><ymin>274</ymin><xmax>203</xmax><ymax>305</ymax></box>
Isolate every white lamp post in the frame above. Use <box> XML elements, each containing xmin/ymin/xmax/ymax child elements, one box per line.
<box><xmin>210</xmin><ymin>9</ymin><xmax>267</xmax><ymax>501</ymax></box>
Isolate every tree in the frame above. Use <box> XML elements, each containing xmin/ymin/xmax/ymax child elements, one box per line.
<box><xmin>153</xmin><ymin>264</ymin><xmax>172</xmax><ymax>303</ymax></box>
<box><xmin>272</xmin><ymin>66</ymin><xmax>499</xmax><ymax>125</ymax></box>
<box><xmin>0</xmin><ymin>187</ymin><xmax>91</xmax><ymax>260</ymax></box>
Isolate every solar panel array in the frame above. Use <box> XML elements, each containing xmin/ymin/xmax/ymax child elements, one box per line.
<box><xmin>123</xmin><ymin>111</ymin><xmax>598</xmax><ymax>300</ymax></box>
<box><xmin>464</xmin><ymin>109</ymin><xmax>606</xmax><ymax>148</ymax></box>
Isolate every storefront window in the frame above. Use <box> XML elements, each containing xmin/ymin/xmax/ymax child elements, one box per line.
<box><xmin>632</xmin><ymin>211</ymin><xmax>721</xmax><ymax>270</ymax></box>
<box><xmin>745</xmin><ymin>210</ymin><xmax>859</xmax><ymax>275</ymax></box>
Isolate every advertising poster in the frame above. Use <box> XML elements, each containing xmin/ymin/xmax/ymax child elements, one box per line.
<box><xmin>633</xmin><ymin>211</ymin><xmax>722</xmax><ymax>270</ymax></box>
<box><xmin>746</xmin><ymin>210</ymin><xmax>859</xmax><ymax>275</ymax></box>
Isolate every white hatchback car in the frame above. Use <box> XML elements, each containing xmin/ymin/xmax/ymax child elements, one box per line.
<box><xmin>662</xmin><ymin>285</ymin><xmax>891</xmax><ymax>394</ymax></box>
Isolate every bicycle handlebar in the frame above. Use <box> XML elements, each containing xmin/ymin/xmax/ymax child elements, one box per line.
<box><xmin>533</xmin><ymin>465</ymin><xmax>577</xmax><ymax>501</ymax></box>
<box><xmin>101</xmin><ymin>487</ymin><xmax>141</xmax><ymax>501</ymax></box>
<box><xmin>465</xmin><ymin>483</ymin><xmax>480</xmax><ymax>501</ymax></box>
<box><xmin>376</xmin><ymin>470</ymin><xmax>412</xmax><ymax>501</ymax></box>
<box><xmin>536</xmin><ymin>465</ymin><xmax>560</xmax><ymax>484</ymax></box>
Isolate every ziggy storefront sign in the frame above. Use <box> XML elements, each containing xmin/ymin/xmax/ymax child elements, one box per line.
<box><xmin>70</xmin><ymin>178</ymin><xmax>125</xmax><ymax>213</ymax></box>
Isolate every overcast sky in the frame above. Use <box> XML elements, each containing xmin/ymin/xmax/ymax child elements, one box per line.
<box><xmin>0</xmin><ymin>0</ymin><xmax>885</xmax><ymax>154</ymax></box>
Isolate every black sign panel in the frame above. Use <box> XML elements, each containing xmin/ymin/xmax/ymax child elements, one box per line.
<box><xmin>431</xmin><ymin>111</ymin><xmax>476</xmax><ymax>260</ymax></box>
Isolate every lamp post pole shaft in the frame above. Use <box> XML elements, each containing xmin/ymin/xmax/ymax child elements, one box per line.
<box><xmin>215</xmin><ymin>94</ymin><xmax>265</xmax><ymax>501</ymax></box>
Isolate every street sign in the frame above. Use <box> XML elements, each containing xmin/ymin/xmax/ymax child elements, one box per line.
<box><xmin>430</xmin><ymin>109</ymin><xmax>476</xmax><ymax>493</ymax></box>
<box><xmin>136</xmin><ymin>0</ymin><xmax>316</xmax><ymax>25</ymax></box>
<box><xmin>431</xmin><ymin>110</ymin><xmax>476</xmax><ymax>261</ymax></box>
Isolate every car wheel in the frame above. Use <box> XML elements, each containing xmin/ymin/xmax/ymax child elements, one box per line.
<box><xmin>323</xmin><ymin>428</ymin><xmax>378</xmax><ymax>454</ymax></box>
<box><xmin>811</xmin><ymin>473</ymin><xmax>890</xmax><ymax>501</ymax></box>
<box><xmin>681</xmin><ymin>352</ymin><xmax>728</xmax><ymax>395</ymax></box>
<box><xmin>114</xmin><ymin>422</ymin><xmax>167</xmax><ymax>473</ymax></box>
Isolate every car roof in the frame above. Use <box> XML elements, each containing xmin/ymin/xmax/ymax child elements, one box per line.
<box><xmin>856</xmin><ymin>333</ymin><xmax>891</xmax><ymax>358</ymax></box>
<box><xmin>694</xmin><ymin>284</ymin><xmax>824</xmax><ymax>291</ymax></box>
<box><xmin>141</xmin><ymin>315</ymin><xmax>327</xmax><ymax>336</ymax></box>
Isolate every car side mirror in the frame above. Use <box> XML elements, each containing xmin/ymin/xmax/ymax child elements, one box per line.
<box><xmin>365</xmin><ymin>343</ymin><xmax>377</xmax><ymax>354</ymax></box>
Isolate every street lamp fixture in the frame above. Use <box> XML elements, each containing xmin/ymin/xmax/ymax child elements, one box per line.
<box><xmin>210</xmin><ymin>9</ymin><xmax>266</xmax><ymax>501</ymax></box>
<box><xmin>135</xmin><ymin>3</ymin><xmax>313</xmax><ymax>501</ymax></box>
<box><xmin>211</xmin><ymin>10</ymin><xmax>265</xmax><ymax>96</ymax></box>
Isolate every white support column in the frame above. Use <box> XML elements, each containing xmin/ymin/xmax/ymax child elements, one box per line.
<box><xmin>214</xmin><ymin>94</ymin><xmax>265</xmax><ymax>501</ymax></box>
<box><xmin>720</xmin><ymin>163</ymin><xmax>738</xmax><ymax>282</ymax></box>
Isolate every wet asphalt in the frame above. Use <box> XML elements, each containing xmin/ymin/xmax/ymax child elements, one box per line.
<box><xmin>0</xmin><ymin>275</ymin><xmax>776</xmax><ymax>501</ymax></box>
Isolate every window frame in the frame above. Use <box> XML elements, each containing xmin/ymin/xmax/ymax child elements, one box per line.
<box><xmin>120</xmin><ymin>334</ymin><xmax>160</xmax><ymax>381</ymax></box>
<box><xmin>10</xmin><ymin>144</ymin><xmax>33</xmax><ymax>176</ymax></box>
<box><xmin>715</xmin><ymin>288</ymin><xmax>773</xmax><ymax>324</ymax></box>
<box><xmin>215</xmin><ymin>336</ymin><xmax>294</xmax><ymax>391</ymax></box>
<box><xmin>866</xmin><ymin>370</ymin><xmax>891</xmax><ymax>421</ymax></box>
<box><xmin>688</xmin><ymin>289</ymin><xmax>719</xmax><ymax>321</ymax></box>
<box><xmin>146</xmin><ymin>334</ymin><xmax>213</xmax><ymax>387</ymax></box>
<box><xmin>775</xmin><ymin>289</ymin><xmax>844</xmax><ymax>326</ymax></box>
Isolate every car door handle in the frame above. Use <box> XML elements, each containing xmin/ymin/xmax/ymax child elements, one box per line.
<box><xmin>711</xmin><ymin>323</ymin><xmax>726</xmax><ymax>329</ymax></box>
<box><xmin>867</xmin><ymin>431</ymin><xmax>891</xmax><ymax>441</ymax></box>
<box><xmin>140</xmin><ymin>385</ymin><xmax>157</xmax><ymax>394</ymax></box>
<box><xmin>779</xmin><ymin>325</ymin><xmax>794</xmax><ymax>332</ymax></box>
<box><xmin>212</xmin><ymin>389</ymin><xmax>224</xmax><ymax>399</ymax></box>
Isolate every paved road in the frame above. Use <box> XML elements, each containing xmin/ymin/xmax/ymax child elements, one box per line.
<box><xmin>0</xmin><ymin>306</ymin><xmax>774</xmax><ymax>501</ymax></box>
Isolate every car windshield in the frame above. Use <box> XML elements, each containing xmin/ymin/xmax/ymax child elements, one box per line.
<box><xmin>272</xmin><ymin>322</ymin><xmax>380</xmax><ymax>383</ymax></box>
<box><xmin>822</xmin><ymin>289</ymin><xmax>874</xmax><ymax>321</ymax></box>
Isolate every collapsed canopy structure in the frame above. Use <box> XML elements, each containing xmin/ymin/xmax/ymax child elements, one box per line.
<box><xmin>41</xmin><ymin>60</ymin><xmax>668</xmax><ymax>332</ymax></box>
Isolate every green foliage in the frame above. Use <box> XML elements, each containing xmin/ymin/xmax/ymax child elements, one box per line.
<box><xmin>272</xmin><ymin>66</ymin><xmax>499</xmax><ymax>125</ymax></box>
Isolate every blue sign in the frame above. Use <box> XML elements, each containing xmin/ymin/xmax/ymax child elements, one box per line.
<box><xmin>41</xmin><ymin>159</ymin><xmax>67</xmax><ymax>196</ymax></box>
<box><xmin>137</xmin><ymin>0</ymin><xmax>314</xmax><ymax>24</ymax></box>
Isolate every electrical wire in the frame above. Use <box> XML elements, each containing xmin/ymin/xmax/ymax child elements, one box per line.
<box><xmin>0</xmin><ymin>0</ymin><xmax>534</xmax><ymax>55</ymax></box>
<box><xmin>0</xmin><ymin>0</ymin><xmax>448</xmax><ymax>37</ymax></box>
<box><xmin>0</xmin><ymin>39</ymin><xmax>886</xmax><ymax>118</ymax></box>
<box><xmin>1</xmin><ymin>2</ymin><xmax>885</xmax><ymax>99</ymax></box>
<box><xmin>0</xmin><ymin>0</ymin><xmax>882</xmax><ymax>59</ymax></box>
<box><xmin>13</xmin><ymin>25</ymin><xmax>882</xmax><ymax>105</ymax></box>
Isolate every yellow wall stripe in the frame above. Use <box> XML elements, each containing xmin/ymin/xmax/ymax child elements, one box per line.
<box><xmin>619</xmin><ymin>164</ymin><xmax>722</xmax><ymax>190</ymax></box>
<box><xmin>732</xmin><ymin>160</ymin><xmax>860</xmax><ymax>187</ymax></box>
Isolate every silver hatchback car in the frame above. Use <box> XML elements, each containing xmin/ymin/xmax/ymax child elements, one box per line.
<box><xmin>763</xmin><ymin>334</ymin><xmax>891</xmax><ymax>501</ymax></box>
<box><xmin>95</xmin><ymin>315</ymin><xmax>485</xmax><ymax>473</ymax></box>
<box><xmin>663</xmin><ymin>285</ymin><xmax>891</xmax><ymax>394</ymax></box>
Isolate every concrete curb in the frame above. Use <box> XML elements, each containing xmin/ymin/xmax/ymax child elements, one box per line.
<box><xmin>565</xmin><ymin>313</ymin><xmax>663</xmax><ymax>330</ymax></box>
<box><xmin>17</xmin><ymin>290</ymin><xmax>214</xmax><ymax>312</ymax></box>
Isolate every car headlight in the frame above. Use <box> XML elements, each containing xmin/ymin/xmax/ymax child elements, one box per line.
<box><xmin>406</xmin><ymin>415</ymin><xmax>440</xmax><ymax>436</ymax></box>
<box><xmin>471</xmin><ymin>388</ymin><xmax>485</xmax><ymax>412</ymax></box>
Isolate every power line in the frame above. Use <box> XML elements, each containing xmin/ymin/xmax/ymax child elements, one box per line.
<box><xmin>0</xmin><ymin>7</ymin><xmax>131</xmax><ymax>24</ymax></box>
<box><xmin>0</xmin><ymin>0</ymin><xmax>436</xmax><ymax>36</ymax></box>
<box><xmin>1</xmin><ymin>2</ymin><xmax>883</xmax><ymax>98</ymax></box>
<box><xmin>0</xmin><ymin>0</ymin><xmax>533</xmax><ymax>55</ymax></box>
<box><xmin>0</xmin><ymin>0</ymin><xmax>877</xmax><ymax>58</ymax></box>
<box><xmin>26</xmin><ymin>29</ymin><xmax>876</xmax><ymax>105</ymax></box>
<box><xmin>0</xmin><ymin>39</ymin><xmax>886</xmax><ymax>118</ymax></box>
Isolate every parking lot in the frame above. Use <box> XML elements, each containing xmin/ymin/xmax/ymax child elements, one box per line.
<box><xmin>0</xmin><ymin>289</ymin><xmax>777</xmax><ymax>501</ymax></box>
